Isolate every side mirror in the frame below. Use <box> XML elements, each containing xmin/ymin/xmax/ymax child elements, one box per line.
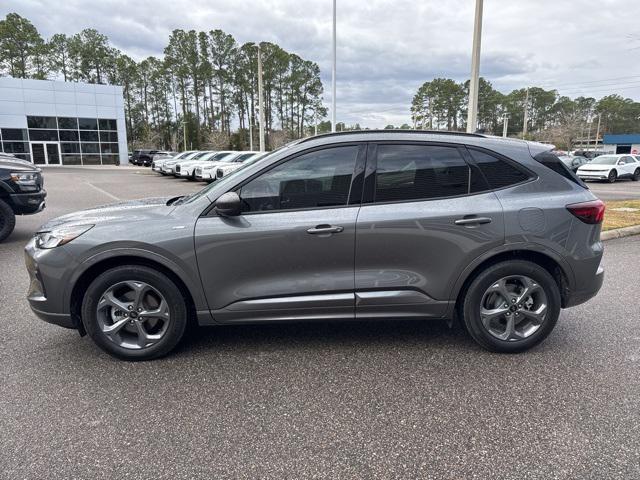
<box><xmin>215</xmin><ymin>192</ymin><xmax>241</xmax><ymax>217</ymax></box>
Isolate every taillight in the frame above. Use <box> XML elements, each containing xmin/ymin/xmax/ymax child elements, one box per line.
<box><xmin>566</xmin><ymin>199</ymin><xmax>605</xmax><ymax>224</ymax></box>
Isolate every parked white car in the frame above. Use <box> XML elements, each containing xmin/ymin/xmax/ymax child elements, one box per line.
<box><xmin>162</xmin><ymin>151</ymin><xmax>210</xmax><ymax>175</ymax></box>
<box><xmin>152</xmin><ymin>151</ymin><xmax>196</xmax><ymax>173</ymax></box>
<box><xmin>576</xmin><ymin>154</ymin><xmax>640</xmax><ymax>183</ymax></box>
<box><xmin>174</xmin><ymin>151</ymin><xmax>235</xmax><ymax>179</ymax></box>
<box><xmin>195</xmin><ymin>151</ymin><xmax>260</xmax><ymax>181</ymax></box>
<box><xmin>211</xmin><ymin>152</ymin><xmax>267</xmax><ymax>181</ymax></box>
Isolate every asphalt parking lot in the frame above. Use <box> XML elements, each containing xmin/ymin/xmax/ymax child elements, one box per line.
<box><xmin>1</xmin><ymin>166</ymin><xmax>640</xmax><ymax>479</ymax></box>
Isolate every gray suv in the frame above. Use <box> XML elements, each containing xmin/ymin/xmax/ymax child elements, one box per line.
<box><xmin>25</xmin><ymin>131</ymin><xmax>605</xmax><ymax>360</ymax></box>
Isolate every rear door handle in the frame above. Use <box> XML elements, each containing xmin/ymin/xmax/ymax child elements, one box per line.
<box><xmin>307</xmin><ymin>224</ymin><xmax>344</xmax><ymax>234</ymax></box>
<box><xmin>454</xmin><ymin>217</ymin><xmax>492</xmax><ymax>226</ymax></box>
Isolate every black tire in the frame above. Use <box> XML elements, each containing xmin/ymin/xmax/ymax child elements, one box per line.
<box><xmin>607</xmin><ymin>169</ymin><xmax>617</xmax><ymax>183</ymax></box>
<box><xmin>461</xmin><ymin>260</ymin><xmax>561</xmax><ymax>353</ymax></box>
<box><xmin>632</xmin><ymin>168</ymin><xmax>640</xmax><ymax>182</ymax></box>
<box><xmin>0</xmin><ymin>198</ymin><xmax>16</xmax><ymax>242</ymax></box>
<box><xmin>81</xmin><ymin>265</ymin><xmax>188</xmax><ymax>360</ymax></box>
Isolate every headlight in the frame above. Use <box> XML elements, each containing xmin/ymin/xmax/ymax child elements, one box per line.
<box><xmin>35</xmin><ymin>224</ymin><xmax>94</xmax><ymax>249</ymax></box>
<box><xmin>11</xmin><ymin>172</ymin><xmax>37</xmax><ymax>184</ymax></box>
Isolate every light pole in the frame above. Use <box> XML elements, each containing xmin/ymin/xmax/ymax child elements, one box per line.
<box><xmin>331</xmin><ymin>0</ymin><xmax>337</xmax><ymax>132</ymax></box>
<box><xmin>502</xmin><ymin>113</ymin><xmax>509</xmax><ymax>138</ymax></box>
<box><xmin>181</xmin><ymin>121</ymin><xmax>187</xmax><ymax>151</ymax></box>
<box><xmin>593</xmin><ymin>113</ymin><xmax>601</xmax><ymax>152</ymax></box>
<box><xmin>522</xmin><ymin>87</ymin><xmax>529</xmax><ymax>138</ymax></box>
<box><xmin>466</xmin><ymin>0</ymin><xmax>483</xmax><ymax>133</ymax></box>
<box><xmin>255</xmin><ymin>44</ymin><xmax>266</xmax><ymax>152</ymax></box>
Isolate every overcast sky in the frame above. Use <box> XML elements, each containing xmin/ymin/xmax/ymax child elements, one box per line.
<box><xmin>3</xmin><ymin>0</ymin><xmax>640</xmax><ymax>127</ymax></box>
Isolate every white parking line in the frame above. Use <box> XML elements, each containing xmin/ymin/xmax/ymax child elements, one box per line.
<box><xmin>86</xmin><ymin>182</ymin><xmax>120</xmax><ymax>201</ymax></box>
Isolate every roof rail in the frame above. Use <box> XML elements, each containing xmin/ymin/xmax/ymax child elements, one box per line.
<box><xmin>299</xmin><ymin>129</ymin><xmax>486</xmax><ymax>143</ymax></box>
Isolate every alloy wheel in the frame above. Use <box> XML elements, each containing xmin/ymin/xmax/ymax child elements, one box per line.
<box><xmin>96</xmin><ymin>280</ymin><xmax>171</xmax><ymax>349</ymax></box>
<box><xmin>479</xmin><ymin>275</ymin><xmax>548</xmax><ymax>341</ymax></box>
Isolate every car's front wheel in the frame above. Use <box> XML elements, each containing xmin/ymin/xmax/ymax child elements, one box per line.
<box><xmin>81</xmin><ymin>265</ymin><xmax>188</xmax><ymax>360</ymax></box>
<box><xmin>607</xmin><ymin>169</ymin><xmax>617</xmax><ymax>183</ymax></box>
<box><xmin>0</xmin><ymin>198</ymin><xmax>16</xmax><ymax>242</ymax></box>
<box><xmin>461</xmin><ymin>260</ymin><xmax>561</xmax><ymax>353</ymax></box>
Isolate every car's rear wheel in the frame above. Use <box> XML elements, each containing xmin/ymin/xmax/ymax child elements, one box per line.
<box><xmin>607</xmin><ymin>170</ymin><xmax>617</xmax><ymax>183</ymax></box>
<box><xmin>81</xmin><ymin>265</ymin><xmax>188</xmax><ymax>360</ymax></box>
<box><xmin>632</xmin><ymin>168</ymin><xmax>640</xmax><ymax>181</ymax></box>
<box><xmin>461</xmin><ymin>260</ymin><xmax>560</xmax><ymax>353</ymax></box>
<box><xmin>0</xmin><ymin>198</ymin><xmax>16</xmax><ymax>242</ymax></box>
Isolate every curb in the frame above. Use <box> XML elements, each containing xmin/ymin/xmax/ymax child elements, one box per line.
<box><xmin>601</xmin><ymin>225</ymin><xmax>640</xmax><ymax>241</ymax></box>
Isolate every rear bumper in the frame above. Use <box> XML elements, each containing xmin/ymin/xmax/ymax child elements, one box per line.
<box><xmin>564</xmin><ymin>264</ymin><xmax>604</xmax><ymax>308</ymax></box>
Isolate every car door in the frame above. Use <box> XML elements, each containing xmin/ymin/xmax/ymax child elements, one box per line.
<box><xmin>621</xmin><ymin>156</ymin><xmax>636</xmax><ymax>176</ymax></box>
<box><xmin>354</xmin><ymin>143</ymin><xmax>505</xmax><ymax>319</ymax></box>
<box><xmin>194</xmin><ymin>144</ymin><xmax>366</xmax><ymax>323</ymax></box>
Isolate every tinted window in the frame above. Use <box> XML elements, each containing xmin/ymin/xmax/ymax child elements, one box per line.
<box><xmin>375</xmin><ymin>145</ymin><xmax>469</xmax><ymax>202</ymax></box>
<box><xmin>1</xmin><ymin>128</ymin><xmax>28</xmax><ymax>141</ymax></box>
<box><xmin>2</xmin><ymin>142</ymin><xmax>28</xmax><ymax>153</ymax></box>
<box><xmin>78</xmin><ymin>118</ymin><xmax>98</xmax><ymax>130</ymax></box>
<box><xmin>81</xmin><ymin>143</ymin><xmax>100</xmax><ymax>154</ymax></box>
<box><xmin>239</xmin><ymin>146</ymin><xmax>358</xmax><ymax>212</ymax></box>
<box><xmin>469</xmin><ymin>149</ymin><xmax>530</xmax><ymax>189</ymax></box>
<box><xmin>99</xmin><ymin>131</ymin><xmax>118</xmax><ymax>143</ymax></box>
<box><xmin>533</xmin><ymin>151</ymin><xmax>587</xmax><ymax>188</ymax></box>
<box><xmin>59</xmin><ymin>130</ymin><xmax>79</xmax><ymax>141</ymax></box>
<box><xmin>60</xmin><ymin>142</ymin><xmax>80</xmax><ymax>154</ymax></box>
<box><xmin>98</xmin><ymin>119</ymin><xmax>117</xmax><ymax>130</ymax></box>
<box><xmin>57</xmin><ymin>117</ymin><xmax>78</xmax><ymax>129</ymax></box>
<box><xmin>28</xmin><ymin>129</ymin><xmax>59</xmax><ymax>141</ymax></box>
<box><xmin>27</xmin><ymin>116</ymin><xmax>57</xmax><ymax>129</ymax></box>
<box><xmin>80</xmin><ymin>130</ymin><xmax>99</xmax><ymax>142</ymax></box>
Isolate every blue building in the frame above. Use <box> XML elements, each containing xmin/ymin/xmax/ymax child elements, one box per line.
<box><xmin>602</xmin><ymin>133</ymin><xmax>640</xmax><ymax>155</ymax></box>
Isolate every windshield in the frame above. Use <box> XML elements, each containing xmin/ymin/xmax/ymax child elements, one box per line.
<box><xmin>209</xmin><ymin>152</ymin><xmax>233</xmax><ymax>162</ymax></box>
<box><xmin>589</xmin><ymin>155</ymin><xmax>618</xmax><ymax>165</ymax></box>
<box><xmin>235</xmin><ymin>153</ymin><xmax>258</xmax><ymax>162</ymax></box>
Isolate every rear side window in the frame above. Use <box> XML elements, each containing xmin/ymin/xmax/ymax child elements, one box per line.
<box><xmin>374</xmin><ymin>145</ymin><xmax>470</xmax><ymax>202</ymax></box>
<box><xmin>533</xmin><ymin>151</ymin><xmax>587</xmax><ymax>188</ymax></box>
<box><xmin>468</xmin><ymin>148</ymin><xmax>530</xmax><ymax>189</ymax></box>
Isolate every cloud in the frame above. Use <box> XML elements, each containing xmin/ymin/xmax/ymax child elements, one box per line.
<box><xmin>3</xmin><ymin>0</ymin><xmax>640</xmax><ymax>127</ymax></box>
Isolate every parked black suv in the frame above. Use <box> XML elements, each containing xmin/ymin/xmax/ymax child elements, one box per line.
<box><xmin>0</xmin><ymin>154</ymin><xmax>46</xmax><ymax>242</ymax></box>
<box><xmin>131</xmin><ymin>150</ymin><xmax>166</xmax><ymax>167</ymax></box>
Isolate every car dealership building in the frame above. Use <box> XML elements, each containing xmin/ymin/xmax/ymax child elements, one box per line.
<box><xmin>0</xmin><ymin>77</ymin><xmax>128</xmax><ymax>166</ymax></box>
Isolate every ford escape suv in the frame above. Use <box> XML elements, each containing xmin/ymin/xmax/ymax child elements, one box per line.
<box><xmin>25</xmin><ymin>131</ymin><xmax>604</xmax><ymax>360</ymax></box>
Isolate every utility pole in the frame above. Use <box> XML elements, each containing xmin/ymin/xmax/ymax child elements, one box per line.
<box><xmin>249</xmin><ymin>122</ymin><xmax>253</xmax><ymax>151</ymax></box>
<box><xmin>181</xmin><ymin>121</ymin><xmax>187</xmax><ymax>151</ymax></box>
<box><xmin>586</xmin><ymin>118</ymin><xmax>592</xmax><ymax>153</ymax></box>
<box><xmin>593</xmin><ymin>113</ymin><xmax>601</xmax><ymax>153</ymax></box>
<box><xmin>522</xmin><ymin>88</ymin><xmax>529</xmax><ymax>138</ymax></box>
<box><xmin>331</xmin><ymin>0</ymin><xmax>337</xmax><ymax>132</ymax></box>
<box><xmin>256</xmin><ymin>44</ymin><xmax>266</xmax><ymax>152</ymax></box>
<box><xmin>502</xmin><ymin>113</ymin><xmax>509</xmax><ymax>138</ymax></box>
<box><xmin>314</xmin><ymin>111</ymin><xmax>318</xmax><ymax>136</ymax></box>
<box><xmin>466</xmin><ymin>0</ymin><xmax>484</xmax><ymax>133</ymax></box>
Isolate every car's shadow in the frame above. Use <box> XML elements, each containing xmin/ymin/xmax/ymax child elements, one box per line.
<box><xmin>173</xmin><ymin>318</ymin><xmax>476</xmax><ymax>357</ymax></box>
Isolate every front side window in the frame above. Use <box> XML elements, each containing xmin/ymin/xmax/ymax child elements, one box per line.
<box><xmin>239</xmin><ymin>146</ymin><xmax>358</xmax><ymax>213</ymax></box>
<box><xmin>374</xmin><ymin>145</ymin><xmax>470</xmax><ymax>202</ymax></box>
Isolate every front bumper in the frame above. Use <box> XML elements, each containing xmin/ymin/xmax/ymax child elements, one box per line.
<box><xmin>24</xmin><ymin>238</ymin><xmax>76</xmax><ymax>329</ymax></box>
<box><xmin>564</xmin><ymin>264</ymin><xmax>604</xmax><ymax>308</ymax></box>
<box><xmin>577</xmin><ymin>173</ymin><xmax>609</xmax><ymax>180</ymax></box>
<box><xmin>10</xmin><ymin>190</ymin><xmax>46</xmax><ymax>214</ymax></box>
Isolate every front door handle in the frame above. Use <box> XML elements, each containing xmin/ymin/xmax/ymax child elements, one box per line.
<box><xmin>307</xmin><ymin>224</ymin><xmax>344</xmax><ymax>234</ymax></box>
<box><xmin>454</xmin><ymin>217</ymin><xmax>492</xmax><ymax>226</ymax></box>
